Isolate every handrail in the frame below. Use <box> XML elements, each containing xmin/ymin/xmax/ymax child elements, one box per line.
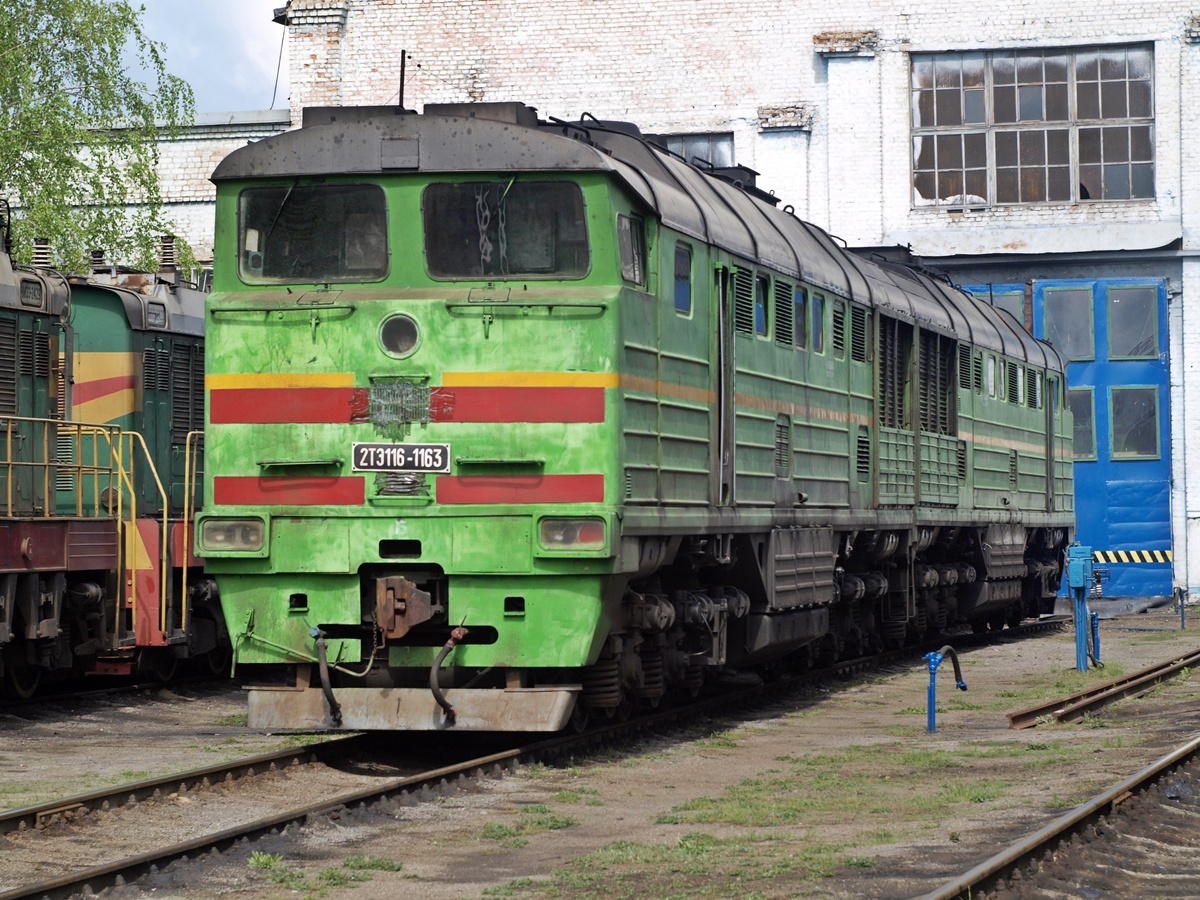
<box><xmin>0</xmin><ymin>416</ymin><xmax>123</xmax><ymax>518</ymax></box>
<box><xmin>182</xmin><ymin>429</ymin><xmax>204</xmax><ymax>626</ymax></box>
<box><xmin>94</xmin><ymin>426</ymin><xmax>171</xmax><ymax>638</ymax></box>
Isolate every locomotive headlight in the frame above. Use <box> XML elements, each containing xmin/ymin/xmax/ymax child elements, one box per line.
<box><xmin>539</xmin><ymin>517</ymin><xmax>606</xmax><ymax>550</ymax></box>
<box><xmin>200</xmin><ymin>518</ymin><xmax>266</xmax><ymax>552</ymax></box>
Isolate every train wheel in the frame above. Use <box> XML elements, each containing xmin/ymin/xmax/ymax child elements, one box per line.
<box><xmin>3</xmin><ymin>665</ymin><xmax>41</xmax><ymax>700</ymax></box>
<box><xmin>138</xmin><ymin>649</ymin><xmax>178</xmax><ymax>683</ymax></box>
<box><xmin>201</xmin><ymin>641</ymin><xmax>232</xmax><ymax>677</ymax></box>
<box><xmin>568</xmin><ymin>701</ymin><xmax>590</xmax><ymax>733</ymax></box>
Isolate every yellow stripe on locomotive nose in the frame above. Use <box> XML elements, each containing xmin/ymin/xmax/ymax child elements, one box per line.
<box><xmin>205</xmin><ymin>372</ymin><xmax>355</xmax><ymax>390</ymax></box>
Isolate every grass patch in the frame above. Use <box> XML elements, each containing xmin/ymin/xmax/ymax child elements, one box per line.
<box><xmin>549</xmin><ymin>787</ymin><xmax>600</xmax><ymax>805</ymax></box>
<box><xmin>484</xmin><ymin>808</ymin><xmax>579</xmax><ymax>841</ymax></box>
<box><xmin>492</xmin><ymin>832</ymin><xmax>873</xmax><ymax>897</ymax></box>
<box><xmin>344</xmin><ymin>854</ymin><xmax>403</xmax><ymax>872</ymax></box>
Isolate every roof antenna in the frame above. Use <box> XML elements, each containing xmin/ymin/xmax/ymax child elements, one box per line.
<box><xmin>399</xmin><ymin>49</ymin><xmax>409</xmax><ymax>110</ymax></box>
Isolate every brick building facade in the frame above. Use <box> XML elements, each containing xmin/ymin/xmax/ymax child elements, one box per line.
<box><xmin>268</xmin><ymin>0</ymin><xmax>1199</xmax><ymax>601</ymax></box>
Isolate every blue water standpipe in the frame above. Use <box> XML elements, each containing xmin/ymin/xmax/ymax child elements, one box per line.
<box><xmin>923</xmin><ymin>646</ymin><xmax>967</xmax><ymax>733</ymax></box>
<box><xmin>1066</xmin><ymin>543</ymin><xmax>1094</xmax><ymax>673</ymax></box>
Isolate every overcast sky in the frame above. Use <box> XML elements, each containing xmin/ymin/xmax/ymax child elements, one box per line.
<box><xmin>139</xmin><ymin>0</ymin><xmax>289</xmax><ymax>113</ymax></box>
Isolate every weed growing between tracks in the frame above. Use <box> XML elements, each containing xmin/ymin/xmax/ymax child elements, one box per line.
<box><xmin>247</xmin><ymin>849</ymin><xmax>407</xmax><ymax>897</ymax></box>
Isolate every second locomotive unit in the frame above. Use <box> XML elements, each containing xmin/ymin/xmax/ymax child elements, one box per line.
<box><xmin>200</xmin><ymin>102</ymin><xmax>1073</xmax><ymax>731</ymax></box>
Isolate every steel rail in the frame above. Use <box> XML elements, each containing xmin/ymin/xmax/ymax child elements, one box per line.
<box><xmin>918</xmin><ymin>732</ymin><xmax>1200</xmax><ymax>900</ymax></box>
<box><xmin>0</xmin><ymin>734</ymin><xmax>367</xmax><ymax>838</ymax></box>
<box><xmin>0</xmin><ymin>618</ymin><xmax>1063</xmax><ymax>899</ymax></box>
<box><xmin>1007</xmin><ymin>646</ymin><xmax>1200</xmax><ymax>729</ymax></box>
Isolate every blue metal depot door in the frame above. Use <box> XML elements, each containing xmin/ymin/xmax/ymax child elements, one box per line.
<box><xmin>1032</xmin><ymin>278</ymin><xmax>1171</xmax><ymax>600</ymax></box>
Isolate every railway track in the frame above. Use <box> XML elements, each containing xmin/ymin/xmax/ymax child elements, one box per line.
<box><xmin>1007</xmin><ymin>646</ymin><xmax>1200</xmax><ymax>728</ymax></box>
<box><xmin>0</xmin><ymin>618</ymin><xmax>1063</xmax><ymax>899</ymax></box>
<box><xmin>921</xmin><ymin>731</ymin><xmax>1200</xmax><ymax>899</ymax></box>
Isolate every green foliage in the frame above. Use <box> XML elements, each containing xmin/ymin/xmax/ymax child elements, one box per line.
<box><xmin>0</xmin><ymin>0</ymin><xmax>194</xmax><ymax>271</ymax></box>
<box><xmin>247</xmin><ymin>851</ymin><xmax>284</xmax><ymax>870</ymax></box>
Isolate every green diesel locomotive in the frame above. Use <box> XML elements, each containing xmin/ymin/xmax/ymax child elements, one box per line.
<box><xmin>200</xmin><ymin>103</ymin><xmax>1073</xmax><ymax>731</ymax></box>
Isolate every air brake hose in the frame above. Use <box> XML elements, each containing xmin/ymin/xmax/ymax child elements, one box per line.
<box><xmin>309</xmin><ymin>625</ymin><xmax>343</xmax><ymax>727</ymax></box>
<box><xmin>431</xmin><ymin>625</ymin><xmax>469</xmax><ymax>725</ymax></box>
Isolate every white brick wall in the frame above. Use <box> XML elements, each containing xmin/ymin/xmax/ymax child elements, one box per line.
<box><xmin>154</xmin><ymin>111</ymin><xmax>291</xmax><ymax>259</ymax></box>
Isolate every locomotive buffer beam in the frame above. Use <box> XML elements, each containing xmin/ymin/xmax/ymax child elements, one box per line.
<box><xmin>375</xmin><ymin>576</ymin><xmax>433</xmax><ymax>641</ymax></box>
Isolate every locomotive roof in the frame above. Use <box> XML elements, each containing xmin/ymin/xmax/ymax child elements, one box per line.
<box><xmin>212</xmin><ymin>102</ymin><xmax>1063</xmax><ymax>371</ymax></box>
<box><xmin>70</xmin><ymin>271</ymin><xmax>206</xmax><ymax>336</ymax></box>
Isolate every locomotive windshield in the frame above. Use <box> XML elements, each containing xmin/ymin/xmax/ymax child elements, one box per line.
<box><xmin>238</xmin><ymin>183</ymin><xmax>388</xmax><ymax>283</ymax></box>
<box><xmin>423</xmin><ymin>181</ymin><xmax>588</xmax><ymax>279</ymax></box>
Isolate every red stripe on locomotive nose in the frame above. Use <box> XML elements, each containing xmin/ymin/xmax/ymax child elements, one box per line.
<box><xmin>429</xmin><ymin>387</ymin><xmax>604</xmax><ymax>422</ymax></box>
<box><xmin>209</xmin><ymin>386</ymin><xmax>604</xmax><ymax>424</ymax></box>
<box><xmin>214</xmin><ymin>476</ymin><xmax>365</xmax><ymax>506</ymax></box>
<box><xmin>436</xmin><ymin>474</ymin><xmax>604</xmax><ymax>505</ymax></box>
<box><xmin>209</xmin><ymin>388</ymin><xmax>361</xmax><ymax>424</ymax></box>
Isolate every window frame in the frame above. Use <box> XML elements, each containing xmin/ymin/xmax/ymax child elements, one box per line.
<box><xmin>673</xmin><ymin>243</ymin><xmax>693</xmax><ymax>317</ymax></box>
<box><xmin>911</xmin><ymin>44</ymin><xmax>1155</xmax><ymax>208</ymax></box>
<box><xmin>1109</xmin><ymin>384</ymin><xmax>1160</xmax><ymax>460</ymax></box>
<box><xmin>811</xmin><ymin>293</ymin><xmax>826</xmax><ymax>354</ymax></box>
<box><xmin>1042</xmin><ymin>287</ymin><xmax>1096</xmax><ymax>362</ymax></box>
<box><xmin>1067</xmin><ymin>386</ymin><xmax>1096</xmax><ymax>460</ymax></box>
<box><xmin>1106</xmin><ymin>284</ymin><xmax>1159</xmax><ymax>361</ymax></box>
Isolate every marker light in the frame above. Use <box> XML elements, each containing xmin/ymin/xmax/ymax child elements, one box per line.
<box><xmin>539</xmin><ymin>518</ymin><xmax>606</xmax><ymax>550</ymax></box>
<box><xmin>200</xmin><ymin>518</ymin><xmax>265</xmax><ymax>552</ymax></box>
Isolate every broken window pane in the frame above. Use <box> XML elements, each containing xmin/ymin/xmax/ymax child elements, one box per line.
<box><xmin>1111</xmin><ymin>386</ymin><xmax>1158</xmax><ymax>458</ymax></box>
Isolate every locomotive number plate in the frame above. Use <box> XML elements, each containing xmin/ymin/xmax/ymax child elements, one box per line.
<box><xmin>352</xmin><ymin>442</ymin><xmax>451</xmax><ymax>473</ymax></box>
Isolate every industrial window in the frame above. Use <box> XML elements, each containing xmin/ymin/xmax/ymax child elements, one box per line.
<box><xmin>1068</xmin><ymin>388</ymin><xmax>1095</xmax><ymax>459</ymax></box>
<box><xmin>617</xmin><ymin>215</ymin><xmax>645</xmax><ymax>285</ymax></box>
<box><xmin>911</xmin><ymin>45</ymin><xmax>1153</xmax><ymax>206</ymax></box>
<box><xmin>812</xmin><ymin>294</ymin><xmax>825</xmax><ymax>353</ymax></box>
<box><xmin>755</xmin><ymin>275</ymin><xmax>769</xmax><ymax>336</ymax></box>
<box><xmin>1107</xmin><ymin>285</ymin><xmax>1157</xmax><ymax>359</ymax></box>
<box><xmin>1110</xmin><ymin>386</ymin><xmax>1158</xmax><ymax>459</ymax></box>
<box><xmin>674</xmin><ymin>244</ymin><xmax>692</xmax><ymax>315</ymax></box>
<box><xmin>655</xmin><ymin>132</ymin><xmax>735</xmax><ymax>167</ymax></box>
<box><xmin>1042</xmin><ymin>288</ymin><xmax>1095</xmax><ymax>361</ymax></box>
<box><xmin>793</xmin><ymin>288</ymin><xmax>807</xmax><ymax>348</ymax></box>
